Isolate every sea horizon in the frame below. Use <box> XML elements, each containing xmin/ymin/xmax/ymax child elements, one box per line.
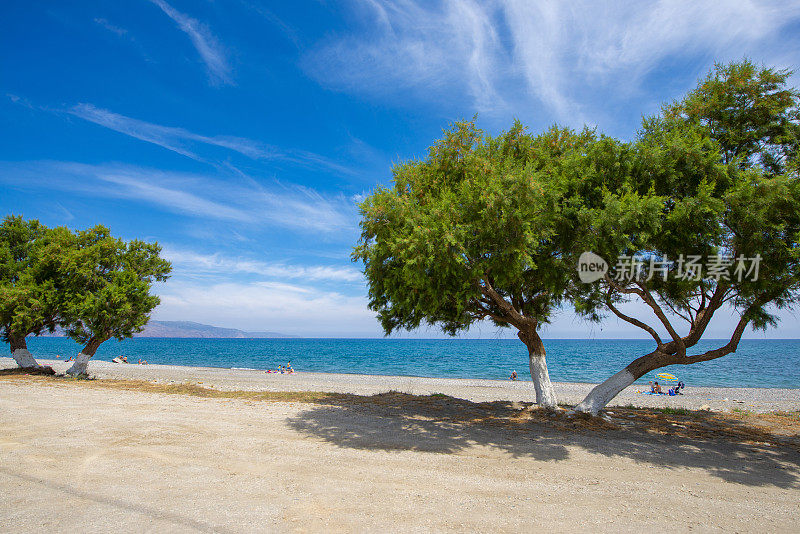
<box><xmin>22</xmin><ymin>337</ymin><xmax>800</xmax><ymax>389</ymax></box>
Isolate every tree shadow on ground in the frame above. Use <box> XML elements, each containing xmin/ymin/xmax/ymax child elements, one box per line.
<box><xmin>0</xmin><ymin>366</ymin><xmax>55</xmax><ymax>376</ymax></box>
<box><xmin>286</xmin><ymin>392</ymin><xmax>800</xmax><ymax>489</ymax></box>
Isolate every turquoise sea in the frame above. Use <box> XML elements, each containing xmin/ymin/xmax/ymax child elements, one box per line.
<box><xmin>20</xmin><ymin>337</ymin><xmax>800</xmax><ymax>388</ymax></box>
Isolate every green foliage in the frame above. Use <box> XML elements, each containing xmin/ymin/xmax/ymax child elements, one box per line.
<box><xmin>0</xmin><ymin>216</ymin><xmax>172</xmax><ymax>353</ymax></box>
<box><xmin>58</xmin><ymin>225</ymin><xmax>172</xmax><ymax>349</ymax></box>
<box><xmin>576</xmin><ymin>59</ymin><xmax>800</xmax><ymax>352</ymax></box>
<box><xmin>354</xmin><ymin>120</ymin><xmax>595</xmax><ymax>336</ymax></box>
<box><xmin>0</xmin><ymin>215</ymin><xmax>58</xmax><ymax>344</ymax></box>
<box><xmin>663</xmin><ymin>58</ymin><xmax>799</xmax><ymax>175</ymax></box>
<box><xmin>356</xmin><ymin>59</ymin><xmax>800</xmax><ymax>378</ymax></box>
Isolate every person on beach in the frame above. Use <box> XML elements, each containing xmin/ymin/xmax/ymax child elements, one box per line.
<box><xmin>649</xmin><ymin>381</ymin><xmax>655</xmax><ymax>393</ymax></box>
<box><xmin>510</xmin><ymin>370</ymin><xmax>518</xmax><ymax>380</ymax></box>
<box><xmin>286</xmin><ymin>361</ymin><xmax>293</xmax><ymax>373</ymax></box>
<box><xmin>654</xmin><ymin>381</ymin><xmax>662</xmax><ymax>394</ymax></box>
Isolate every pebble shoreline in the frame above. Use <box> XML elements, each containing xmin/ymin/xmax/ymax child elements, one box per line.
<box><xmin>2</xmin><ymin>357</ymin><xmax>798</xmax><ymax>413</ymax></box>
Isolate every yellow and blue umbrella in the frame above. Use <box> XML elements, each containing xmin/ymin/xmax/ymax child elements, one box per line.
<box><xmin>656</xmin><ymin>372</ymin><xmax>678</xmax><ymax>382</ymax></box>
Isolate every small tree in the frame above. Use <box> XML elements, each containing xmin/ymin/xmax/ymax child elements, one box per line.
<box><xmin>354</xmin><ymin>121</ymin><xmax>600</xmax><ymax>407</ymax></box>
<box><xmin>0</xmin><ymin>216</ymin><xmax>60</xmax><ymax>369</ymax></box>
<box><xmin>63</xmin><ymin>226</ymin><xmax>171</xmax><ymax>375</ymax></box>
<box><xmin>573</xmin><ymin>60</ymin><xmax>800</xmax><ymax>414</ymax></box>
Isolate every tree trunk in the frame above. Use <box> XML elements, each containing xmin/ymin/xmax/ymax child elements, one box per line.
<box><xmin>574</xmin><ymin>350</ymin><xmax>672</xmax><ymax>415</ymax></box>
<box><xmin>66</xmin><ymin>337</ymin><xmax>105</xmax><ymax>376</ymax></box>
<box><xmin>10</xmin><ymin>335</ymin><xmax>40</xmax><ymax>369</ymax></box>
<box><xmin>518</xmin><ymin>329</ymin><xmax>558</xmax><ymax>409</ymax></box>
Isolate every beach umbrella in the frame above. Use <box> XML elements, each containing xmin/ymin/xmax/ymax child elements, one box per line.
<box><xmin>656</xmin><ymin>372</ymin><xmax>678</xmax><ymax>382</ymax></box>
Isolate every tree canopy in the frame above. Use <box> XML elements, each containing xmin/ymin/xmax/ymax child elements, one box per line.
<box><xmin>60</xmin><ymin>225</ymin><xmax>171</xmax><ymax>374</ymax></box>
<box><xmin>0</xmin><ymin>216</ymin><xmax>60</xmax><ymax>365</ymax></box>
<box><xmin>0</xmin><ymin>216</ymin><xmax>171</xmax><ymax>373</ymax></box>
<box><xmin>663</xmin><ymin>58</ymin><xmax>799</xmax><ymax>174</ymax></box>
<box><xmin>354</xmin><ymin>120</ymin><xmax>611</xmax><ymax>407</ymax></box>
<box><xmin>356</xmin><ymin>59</ymin><xmax>800</xmax><ymax>413</ymax></box>
<box><xmin>572</xmin><ymin>60</ymin><xmax>800</xmax><ymax>414</ymax></box>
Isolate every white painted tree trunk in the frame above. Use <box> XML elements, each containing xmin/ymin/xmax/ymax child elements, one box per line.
<box><xmin>574</xmin><ymin>368</ymin><xmax>636</xmax><ymax>415</ymax></box>
<box><xmin>529</xmin><ymin>352</ymin><xmax>558</xmax><ymax>408</ymax></box>
<box><xmin>66</xmin><ymin>353</ymin><xmax>91</xmax><ymax>376</ymax></box>
<box><xmin>12</xmin><ymin>348</ymin><xmax>40</xmax><ymax>369</ymax></box>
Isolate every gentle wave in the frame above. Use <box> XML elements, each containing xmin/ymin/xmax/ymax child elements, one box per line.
<box><xmin>24</xmin><ymin>337</ymin><xmax>800</xmax><ymax>388</ymax></box>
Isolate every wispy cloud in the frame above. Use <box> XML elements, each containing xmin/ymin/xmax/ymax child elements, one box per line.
<box><xmin>69</xmin><ymin>103</ymin><xmax>272</xmax><ymax>161</ymax></box>
<box><xmin>0</xmin><ymin>161</ymin><xmax>358</xmax><ymax>233</ymax></box>
<box><xmin>163</xmin><ymin>246</ymin><xmax>363</xmax><ymax>283</ymax></box>
<box><xmin>239</xmin><ymin>0</ymin><xmax>302</xmax><ymax>49</ymax></box>
<box><xmin>305</xmin><ymin>0</ymin><xmax>800</xmax><ymax>126</ymax></box>
<box><xmin>67</xmin><ymin>103</ymin><xmax>357</xmax><ymax>175</ymax></box>
<box><xmin>94</xmin><ymin>17</ymin><xmax>127</xmax><ymax>37</ymax></box>
<box><xmin>502</xmin><ymin>0</ymin><xmax>800</xmax><ymax>120</ymax></box>
<box><xmin>304</xmin><ymin>0</ymin><xmax>504</xmax><ymax>114</ymax></box>
<box><xmin>149</xmin><ymin>0</ymin><xmax>232</xmax><ymax>85</ymax></box>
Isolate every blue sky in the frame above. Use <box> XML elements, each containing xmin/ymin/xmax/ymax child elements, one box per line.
<box><xmin>2</xmin><ymin>0</ymin><xmax>800</xmax><ymax>337</ymax></box>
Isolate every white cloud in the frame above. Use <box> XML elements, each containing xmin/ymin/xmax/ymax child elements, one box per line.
<box><xmin>163</xmin><ymin>246</ymin><xmax>364</xmax><ymax>283</ymax></box>
<box><xmin>502</xmin><ymin>0</ymin><xmax>800</xmax><ymax>117</ymax></box>
<box><xmin>305</xmin><ymin>0</ymin><xmax>800</xmax><ymax>125</ymax></box>
<box><xmin>305</xmin><ymin>0</ymin><xmax>504</xmax><ymax>113</ymax></box>
<box><xmin>67</xmin><ymin>103</ymin><xmax>357</xmax><ymax>176</ymax></box>
<box><xmin>94</xmin><ymin>18</ymin><xmax>127</xmax><ymax>37</ymax></box>
<box><xmin>0</xmin><ymin>161</ymin><xmax>358</xmax><ymax>233</ymax></box>
<box><xmin>97</xmin><ymin>169</ymin><xmax>252</xmax><ymax>221</ymax></box>
<box><xmin>153</xmin><ymin>280</ymin><xmax>378</xmax><ymax>335</ymax></box>
<box><xmin>69</xmin><ymin>103</ymin><xmax>272</xmax><ymax>161</ymax></box>
<box><xmin>149</xmin><ymin>0</ymin><xmax>232</xmax><ymax>85</ymax></box>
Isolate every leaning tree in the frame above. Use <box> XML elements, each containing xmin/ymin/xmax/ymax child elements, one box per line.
<box><xmin>572</xmin><ymin>60</ymin><xmax>800</xmax><ymax>414</ymax></box>
<box><xmin>62</xmin><ymin>225</ymin><xmax>171</xmax><ymax>376</ymax></box>
<box><xmin>354</xmin><ymin>120</ymin><xmax>606</xmax><ymax>407</ymax></box>
<box><xmin>0</xmin><ymin>216</ymin><xmax>63</xmax><ymax>369</ymax></box>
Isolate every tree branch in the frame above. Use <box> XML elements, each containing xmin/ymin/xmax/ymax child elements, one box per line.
<box><xmin>662</xmin><ymin>298</ymin><xmax>692</xmax><ymax>324</ymax></box>
<box><xmin>480</xmin><ymin>278</ymin><xmax>532</xmax><ymax>329</ymax></box>
<box><xmin>606</xmin><ymin>296</ymin><xmax>664</xmax><ymax>347</ymax></box>
<box><xmin>677</xmin><ymin>313</ymin><xmax>750</xmax><ymax>364</ymax></box>
<box><xmin>635</xmin><ymin>281</ymin><xmax>684</xmax><ymax>352</ymax></box>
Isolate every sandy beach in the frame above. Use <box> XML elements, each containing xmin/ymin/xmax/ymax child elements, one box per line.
<box><xmin>5</xmin><ymin>356</ymin><xmax>799</xmax><ymax>413</ymax></box>
<box><xmin>1</xmin><ymin>358</ymin><xmax>799</xmax><ymax>532</ymax></box>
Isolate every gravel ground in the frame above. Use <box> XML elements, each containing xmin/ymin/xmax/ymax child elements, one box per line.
<box><xmin>1</xmin><ymin>376</ymin><xmax>799</xmax><ymax>533</ymax></box>
<box><xmin>4</xmin><ymin>357</ymin><xmax>798</xmax><ymax>413</ymax></box>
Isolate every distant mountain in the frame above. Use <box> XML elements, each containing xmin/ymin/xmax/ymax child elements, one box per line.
<box><xmin>40</xmin><ymin>321</ymin><xmax>295</xmax><ymax>339</ymax></box>
<box><xmin>138</xmin><ymin>321</ymin><xmax>295</xmax><ymax>338</ymax></box>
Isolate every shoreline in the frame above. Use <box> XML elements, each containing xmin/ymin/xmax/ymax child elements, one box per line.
<box><xmin>3</xmin><ymin>356</ymin><xmax>798</xmax><ymax>413</ymax></box>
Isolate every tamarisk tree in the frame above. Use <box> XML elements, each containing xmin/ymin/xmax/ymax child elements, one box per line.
<box><xmin>573</xmin><ymin>60</ymin><xmax>800</xmax><ymax>414</ymax></box>
<box><xmin>0</xmin><ymin>216</ymin><xmax>60</xmax><ymax>369</ymax></box>
<box><xmin>62</xmin><ymin>226</ymin><xmax>172</xmax><ymax>375</ymax></box>
<box><xmin>354</xmin><ymin>121</ymin><xmax>596</xmax><ymax>408</ymax></box>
